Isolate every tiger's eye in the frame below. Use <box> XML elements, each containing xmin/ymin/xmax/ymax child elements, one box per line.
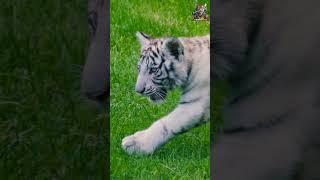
<box><xmin>150</xmin><ymin>68</ymin><xmax>157</xmax><ymax>73</ymax></box>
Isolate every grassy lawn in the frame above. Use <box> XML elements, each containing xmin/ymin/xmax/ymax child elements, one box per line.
<box><xmin>0</xmin><ymin>1</ymin><xmax>107</xmax><ymax>179</ymax></box>
<box><xmin>110</xmin><ymin>0</ymin><xmax>210</xmax><ymax>179</ymax></box>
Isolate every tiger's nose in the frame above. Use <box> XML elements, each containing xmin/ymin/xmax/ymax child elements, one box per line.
<box><xmin>135</xmin><ymin>86</ymin><xmax>145</xmax><ymax>94</ymax></box>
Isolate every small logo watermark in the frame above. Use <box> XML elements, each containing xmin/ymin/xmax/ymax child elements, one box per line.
<box><xmin>192</xmin><ymin>3</ymin><xmax>209</xmax><ymax>21</ymax></box>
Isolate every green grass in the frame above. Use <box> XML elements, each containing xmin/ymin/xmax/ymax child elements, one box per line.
<box><xmin>110</xmin><ymin>0</ymin><xmax>210</xmax><ymax>179</ymax></box>
<box><xmin>0</xmin><ymin>1</ymin><xmax>107</xmax><ymax>179</ymax></box>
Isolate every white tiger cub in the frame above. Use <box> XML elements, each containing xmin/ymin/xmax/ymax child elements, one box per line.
<box><xmin>122</xmin><ymin>32</ymin><xmax>210</xmax><ymax>155</ymax></box>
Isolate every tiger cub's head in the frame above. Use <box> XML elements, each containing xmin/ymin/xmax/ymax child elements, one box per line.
<box><xmin>135</xmin><ymin>32</ymin><xmax>189</xmax><ymax>103</ymax></box>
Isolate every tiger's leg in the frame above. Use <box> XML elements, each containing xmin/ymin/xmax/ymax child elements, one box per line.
<box><xmin>122</xmin><ymin>99</ymin><xmax>209</xmax><ymax>155</ymax></box>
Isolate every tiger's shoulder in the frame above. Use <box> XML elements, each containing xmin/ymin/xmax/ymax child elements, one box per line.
<box><xmin>178</xmin><ymin>34</ymin><xmax>210</xmax><ymax>67</ymax></box>
<box><xmin>179</xmin><ymin>34</ymin><xmax>210</xmax><ymax>49</ymax></box>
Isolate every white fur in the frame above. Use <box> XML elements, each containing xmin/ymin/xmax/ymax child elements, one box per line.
<box><xmin>122</xmin><ymin>34</ymin><xmax>210</xmax><ymax>155</ymax></box>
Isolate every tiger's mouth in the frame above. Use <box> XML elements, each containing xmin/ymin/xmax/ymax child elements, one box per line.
<box><xmin>148</xmin><ymin>89</ymin><xmax>167</xmax><ymax>104</ymax></box>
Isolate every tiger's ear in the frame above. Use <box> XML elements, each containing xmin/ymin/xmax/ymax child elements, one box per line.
<box><xmin>164</xmin><ymin>37</ymin><xmax>184</xmax><ymax>61</ymax></box>
<box><xmin>136</xmin><ymin>32</ymin><xmax>151</xmax><ymax>45</ymax></box>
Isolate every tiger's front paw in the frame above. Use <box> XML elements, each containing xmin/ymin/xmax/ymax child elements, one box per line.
<box><xmin>121</xmin><ymin>130</ymin><xmax>156</xmax><ymax>155</ymax></box>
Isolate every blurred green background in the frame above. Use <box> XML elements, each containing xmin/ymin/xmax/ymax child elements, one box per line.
<box><xmin>0</xmin><ymin>1</ymin><xmax>107</xmax><ymax>179</ymax></box>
